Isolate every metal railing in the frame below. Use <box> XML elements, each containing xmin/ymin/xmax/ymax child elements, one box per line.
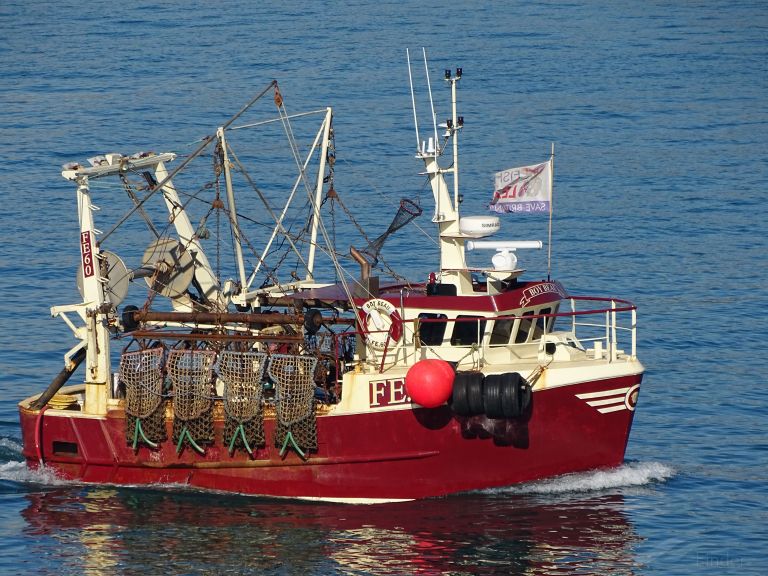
<box><xmin>323</xmin><ymin>296</ymin><xmax>638</xmax><ymax>376</ymax></box>
<box><xmin>566</xmin><ymin>296</ymin><xmax>638</xmax><ymax>361</ymax></box>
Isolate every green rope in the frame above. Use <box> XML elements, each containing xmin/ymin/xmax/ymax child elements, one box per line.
<box><xmin>228</xmin><ymin>423</ymin><xmax>253</xmax><ymax>456</ymax></box>
<box><xmin>279</xmin><ymin>430</ymin><xmax>306</xmax><ymax>459</ymax></box>
<box><xmin>176</xmin><ymin>425</ymin><xmax>205</xmax><ymax>455</ymax></box>
<box><xmin>132</xmin><ymin>419</ymin><xmax>158</xmax><ymax>450</ymax></box>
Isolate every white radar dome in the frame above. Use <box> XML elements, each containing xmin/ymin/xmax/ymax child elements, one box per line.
<box><xmin>459</xmin><ymin>215</ymin><xmax>500</xmax><ymax>238</ymax></box>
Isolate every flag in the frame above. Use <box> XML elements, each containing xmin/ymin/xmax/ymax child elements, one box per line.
<box><xmin>489</xmin><ymin>159</ymin><xmax>552</xmax><ymax>214</ymax></box>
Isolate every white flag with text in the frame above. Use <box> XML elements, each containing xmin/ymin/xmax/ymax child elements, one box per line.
<box><xmin>489</xmin><ymin>160</ymin><xmax>552</xmax><ymax>214</ymax></box>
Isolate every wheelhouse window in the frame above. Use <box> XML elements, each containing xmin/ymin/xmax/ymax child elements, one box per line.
<box><xmin>546</xmin><ymin>303</ymin><xmax>560</xmax><ymax>332</ymax></box>
<box><xmin>491</xmin><ymin>304</ymin><xmax>561</xmax><ymax>346</ymax></box>
<box><xmin>514</xmin><ymin>306</ymin><xmax>553</xmax><ymax>343</ymax></box>
<box><xmin>514</xmin><ymin>311</ymin><xmax>534</xmax><ymax>343</ymax></box>
<box><xmin>531</xmin><ymin>307</ymin><xmax>551</xmax><ymax>340</ymax></box>
<box><xmin>450</xmin><ymin>315</ymin><xmax>487</xmax><ymax>346</ymax></box>
<box><xmin>418</xmin><ymin>313</ymin><xmax>448</xmax><ymax>346</ymax></box>
<box><xmin>490</xmin><ymin>319</ymin><xmax>514</xmax><ymax>345</ymax></box>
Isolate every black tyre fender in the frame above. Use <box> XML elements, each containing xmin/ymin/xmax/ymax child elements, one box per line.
<box><xmin>450</xmin><ymin>372</ymin><xmax>470</xmax><ymax>415</ymax></box>
<box><xmin>450</xmin><ymin>371</ymin><xmax>484</xmax><ymax>416</ymax></box>
<box><xmin>500</xmin><ymin>372</ymin><xmax>523</xmax><ymax>419</ymax></box>
<box><xmin>467</xmin><ymin>373</ymin><xmax>485</xmax><ymax>416</ymax></box>
<box><xmin>483</xmin><ymin>374</ymin><xmax>505</xmax><ymax>419</ymax></box>
<box><xmin>518</xmin><ymin>379</ymin><xmax>532</xmax><ymax>416</ymax></box>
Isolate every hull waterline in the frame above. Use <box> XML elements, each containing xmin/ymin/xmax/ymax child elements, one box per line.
<box><xmin>20</xmin><ymin>374</ymin><xmax>640</xmax><ymax>502</ymax></box>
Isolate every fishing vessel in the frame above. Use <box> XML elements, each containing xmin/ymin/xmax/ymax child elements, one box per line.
<box><xmin>18</xmin><ymin>59</ymin><xmax>643</xmax><ymax>503</ymax></box>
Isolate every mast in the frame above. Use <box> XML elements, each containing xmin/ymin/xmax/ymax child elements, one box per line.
<box><xmin>413</xmin><ymin>61</ymin><xmax>470</xmax><ymax>292</ymax></box>
<box><xmin>306</xmin><ymin>107</ymin><xmax>333</xmax><ymax>282</ymax></box>
<box><xmin>243</xmin><ymin>108</ymin><xmax>331</xmax><ymax>298</ymax></box>
<box><xmin>74</xmin><ymin>175</ymin><xmax>111</xmax><ymax>414</ymax></box>
<box><xmin>154</xmin><ymin>160</ymin><xmax>225</xmax><ymax>312</ymax></box>
<box><xmin>451</xmin><ymin>67</ymin><xmax>462</xmax><ymax>209</ymax></box>
<box><xmin>218</xmin><ymin>127</ymin><xmax>248</xmax><ymax>291</ymax></box>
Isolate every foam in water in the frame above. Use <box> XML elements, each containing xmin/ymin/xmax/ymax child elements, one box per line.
<box><xmin>0</xmin><ymin>437</ymin><xmax>69</xmax><ymax>486</ymax></box>
<box><xmin>495</xmin><ymin>461</ymin><xmax>676</xmax><ymax>496</ymax></box>
<box><xmin>0</xmin><ymin>460</ymin><xmax>68</xmax><ymax>486</ymax></box>
<box><xmin>0</xmin><ymin>437</ymin><xmax>23</xmax><ymax>455</ymax></box>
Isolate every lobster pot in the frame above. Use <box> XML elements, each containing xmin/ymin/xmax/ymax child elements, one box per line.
<box><xmin>119</xmin><ymin>348</ymin><xmax>167</xmax><ymax>448</ymax></box>
<box><xmin>268</xmin><ymin>354</ymin><xmax>318</xmax><ymax>457</ymax></box>
<box><xmin>219</xmin><ymin>351</ymin><xmax>268</xmax><ymax>454</ymax></box>
<box><xmin>168</xmin><ymin>349</ymin><xmax>217</xmax><ymax>452</ymax></box>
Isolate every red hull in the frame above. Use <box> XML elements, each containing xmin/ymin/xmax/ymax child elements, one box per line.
<box><xmin>19</xmin><ymin>374</ymin><xmax>641</xmax><ymax>501</ymax></box>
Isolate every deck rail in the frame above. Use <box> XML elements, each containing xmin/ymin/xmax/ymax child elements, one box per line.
<box><xmin>324</xmin><ymin>296</ymin><xmax>638</xmax><ymax>375</ymax></box>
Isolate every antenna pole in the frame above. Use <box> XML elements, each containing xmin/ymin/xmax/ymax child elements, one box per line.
<box><xmin>423</xmin><ymin>48</ymin><xmax>439</xmax><ymax>157</ymax></box>
<box><xmin>423</xmin><ymin>47</ymin><xmax>442</xmax><ymax>220</ymax></box>
<box><xmin>407</xmin><ymin>49</ymin><xmax>421</xmax><ymax>151</ymax></box>
<box><xmin>547</xmin><ymin>142</ymin><xmax>555</xmax><ymax>281</ymax></box>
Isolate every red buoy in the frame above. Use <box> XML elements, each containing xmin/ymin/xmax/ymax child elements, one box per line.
<box><xmin>405</xmin><ymin>359</ymin><xmax>455</xmax><ymax>408</ymax></box>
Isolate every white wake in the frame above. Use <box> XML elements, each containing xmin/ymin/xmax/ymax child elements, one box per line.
<box><xmin>495</xmin><ymin>461</ymin><xmax>675</xmax><ymax>496</ymax></box>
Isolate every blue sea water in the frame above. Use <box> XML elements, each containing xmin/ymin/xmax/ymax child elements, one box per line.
<box><xmin>1</xmin><ymin>1</ymin><xmax>766</xmax><ymax>574</ymax></box>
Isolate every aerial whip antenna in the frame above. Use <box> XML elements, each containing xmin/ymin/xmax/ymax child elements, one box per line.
<box><xmin>406</xmin><ymin>49</ymin><xmax>421</xmax><ymax>151</ymax></box>
<box><xmin>423</xmin><ymin>47</ymin><xmax>439</xmax><ymax>157</ymax></box>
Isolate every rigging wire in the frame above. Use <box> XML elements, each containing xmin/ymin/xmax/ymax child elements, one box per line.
<box><xmin>100</xmin><ymin>81</ymin><xmax>277</xmax><ymax>245</ymax></box>
<box><xmin>86</xmin><ymin>81</ymin><xmax>426</xmax><ymax>317</ymax></box>
<box><xmin>336</xmin><ymin>155</ymin><xmax>438</xmax><ymax>250</ymax></box>
<box><xmin>119</xmin><ymin>173</ymin><xmax>161</xmax><ymax>239</ymax></box>
<box><xmin>227</xmin><ymin>144</ymin><xmax>311</xmax><ymax>276</ymax></box>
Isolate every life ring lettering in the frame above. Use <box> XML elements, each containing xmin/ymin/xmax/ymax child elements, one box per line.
<box><xmin>360</xmin><ymin>298</ymin><xmax>403</xmax><ymax>349</ymax></box>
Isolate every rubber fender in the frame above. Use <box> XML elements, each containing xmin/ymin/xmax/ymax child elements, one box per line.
<box><xmin>467</xmin><ymin>372</ymin><xmax>485</xmax><ymax>415</ymax></box>
<box><xmin>450</xmin><ymin>371</ymin><xmax>484</xmax><ymax>416</ymax></box>
<box><xmin>499</xmin><ymin>372</ymin><xmax>524</xmax><ymax>419</ymax></box>
<box><xmin>518</xmin><ymin>378</ymin><xmax>532</xmax><ymax>416</ymax></box>
<box><xmin>483</xmin><ymin>374</ymin><xmax>505</xmax><ymax>419</ymax></box>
